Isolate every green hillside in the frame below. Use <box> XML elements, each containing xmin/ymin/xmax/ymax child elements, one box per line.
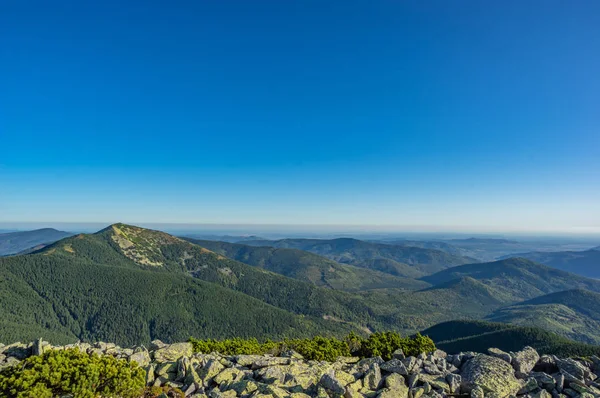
<box><xmin>0</xmin><ymin>224</ymin><xmax>440</xmax><ymax>345</ymax></box>
<box><xmin>354</xmin><ymin>276</ymin><xmax>516</xmax><ymax>334</ymax></box>
<box><xmin>183</xmin><ymin>238</ymin><xmax>429</xmax><ymax>291</ymax></box>
<box><xmin>422</xmin><ymin>257</ymin><xmax>600</xmax><ymax>302</ymax></box>
<box><xmin>486</xmin><ymin>289</ymin><xmax>600</xmax><ymax>344</ymax></box>
<box><xmin>501</xmin><ymin>249</ymin><xmax>600</xmax><ymax>279</ymax></box>
<box><xmin>243</xmin><ymin>237</ymin><xmax>476</xmax><ymax>277</ymax></box>
<box><xmin>0</xmin><ymin>248</ymin><xmax>354</xmax><ymax>346</ymax></box>
<box><xmin>422</xmin><ymin>320</ymin><xmax>600</xmax><ymax>356</ymax></box>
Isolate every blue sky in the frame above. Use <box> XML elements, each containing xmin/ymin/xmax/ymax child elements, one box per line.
<box><xmin>1</xmin><ymin>1</ymin><xmax>599</xmax><ymax>232</ymax></box>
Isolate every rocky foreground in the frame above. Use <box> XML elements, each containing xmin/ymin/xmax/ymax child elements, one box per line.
<box><xmin>2</xmin><ymin>340</ymin><xmax>600</xmax><ymax>398</ymax></box>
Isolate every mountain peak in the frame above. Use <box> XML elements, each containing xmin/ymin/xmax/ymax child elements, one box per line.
<box><xmin>101</xmin><ymin>223</ymin><xmax>183</xmax><ymax>266</ymax></box>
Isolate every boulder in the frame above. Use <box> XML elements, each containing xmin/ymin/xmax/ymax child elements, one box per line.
<box><xmin>380</xmin><ymin>359</ymin><xmax>408</xmax><ymax>375</ymax></box>
<box><xmin>154</xmin><ymin>342</ymin><xmax>193</xmax><ymax>362</ymax></box>
<box><xmin>364</xmin><ymin>363</ymin><xmax>382</xmax><ymax>390</ymax></box>
<box><xmin>129</xmin><ymin>349</ymin><xmax>151</xmax><ymax>367</ymax></box>
<box><xmin>319</xmin><ymin>372</ymin><xmax>346</xmax><ymax>397</ymax></box>
<box><xmin>461</xmin><ymin>354</ymin><xmax>521</xmax><ymax>398</ymax></box>
<box><xmin>487</xmin><ymin>347</ymin><xmax>512</xmax><ymax>364</ymax></box>
<box><xmin>511</xmin><ymin>346</ymin><xmax>540</xmax><ymax>375</ymax></box>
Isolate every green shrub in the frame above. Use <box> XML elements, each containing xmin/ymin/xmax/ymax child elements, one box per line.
<box><xmin>0</xmin><ymin>348</ymin><xmax>145</xmax><ymax>398</ymax></box>
<box><xmin>189</xmin><ymin>337</ymin><xmax>279</xmax><ymax>356</ymax></box>
<box><xmin>190</xmin><ymin>332</ymin><xmax>436</xmax><ymax>361</ymax></box>
<box><xmin>282</xmin><ymin>336</ymin><xmax>351</xmax><ymax>361</ymax></box>
<box><xmin>355</xmin><ymin>332</ymin><xmax>435</xmax><ymax>360</ymax></box>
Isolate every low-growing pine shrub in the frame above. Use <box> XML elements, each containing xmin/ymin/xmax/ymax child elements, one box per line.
<box><xmin>189</xmin><ymin>331</ymin><xmax>436</xmax><ymax>361</ymax></box>
<box><xmin>0</xmin><ymin>348</ymin><xmax>145</xmax><ymax>398</ymax></box>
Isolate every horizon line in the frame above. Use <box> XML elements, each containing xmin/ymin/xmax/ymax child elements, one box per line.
<box><xmin>1</xmin><ymin>220</ymin><xmax>599</xmax><ymax>236</ymax></box>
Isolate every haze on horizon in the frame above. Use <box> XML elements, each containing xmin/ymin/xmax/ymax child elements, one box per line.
<box><xmin>1</xmin><ymin>1</ymin><xmax>599</xmax><ymax>233</ymax></box>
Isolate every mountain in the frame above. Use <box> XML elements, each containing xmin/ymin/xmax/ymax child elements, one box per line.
<box><xmin>242</xmin><ymin>238</ymin><xmax>476</xmax><ymax>278</ymax></box>
<box><xmin>0</xmin><ymin>228</ymin><xmax>72</xmax><ymax>256</ymax></box>
<box><xmin>183</xmin><ymin>234</ymin><xmax>267</xmax><ymax>243</ymax></box>
<box><xmin>182</xmin><ymin>238</ymin><xmax>429</xmax><ymax>291</ymax></box>
<box><xmin>422</xmin><ymin>257</ymin><xmax>600</xmax><ymax>302</ymax></box>
<box><xmin>422</xmin><ymin>320</ymin><xmax>600</xmax><ymax>356</ymax></box>
<box><xmin>499</xmin><ymin>249</ymin><xmax>600</xmax><ymax>279</ymax></box>
<box><xmin>0</xmin><ymin>223</ymin><xmax>449</xmax><ymax>346</ymax></box>
<box><xmin>486</xmin><ymin>289</ymin><xmax>600</xmax><ymax>345</ymax></box>
<box><xmin>374</xmin><ymin>239</ymin><xmax>467</xmax><ymax>257</ymax></box>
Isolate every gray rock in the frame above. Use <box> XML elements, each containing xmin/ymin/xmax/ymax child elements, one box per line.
<box><xmin>556</xmin><ymin>358</ymin><xmax>588</xmax><ymax>383</ymax></box>
<box><xmin>319</xmin><ymin>372</ymin><xmax>346</xmax><ymax>396</ymax></box>
<box><xmin>380</xmin><ymin>359</ymin><xmax>408</xmax><ymax>375</ymax></box>
<box><xmin>364</xmin><ymin>363</ymin><xmax>382</xmax><ymax>390</ymax></box>
<box><xmin>130</xmin><ymin>349</ymin><xmax>151</xmax><ymax>367</ymax></box>
<box><xmin>446</xmin><ymin>373</ymin><xmax>461</xmax><ymax>394</ymax></box>
<box><xmin>488</xmin><ymin>347</ymin><xmax>512</xmax><ymax>364</ymax></box>
<box><xmin>512</xmin><ymin>347</ymin><xmax>540</xmax><ymax>374</ymax></box>
<box><xmin>461</xmin><ymin>354</ymin><xmax>521</xmax><ymax>398</ymax></box>
<box><xmin>392</xmin><ymin>349</ymin><xmax>405</xmax><ymax>360</ymax></box>
<box><xmin>154</xmin><ymin>342</ymin><xmax>194</xmax><ymax>362</ymax></box>
<box><xmin>470</xmin><ymin>386</ymin><xmax>485</xmax><ymax>398</ymax></box>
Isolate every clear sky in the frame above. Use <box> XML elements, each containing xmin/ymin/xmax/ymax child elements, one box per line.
<box><xmin>1</xmin><ymin>1</ymin><xmax>599</xmax><ymax>232</ymax></box>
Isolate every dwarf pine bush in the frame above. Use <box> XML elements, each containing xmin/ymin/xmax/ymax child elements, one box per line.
<box><xmin>0</xmin><ymin>348</ymin><xmax>145</xmax><ymax>398</ymax></box>
<box><xmin>190</xmin><ymin>332</ymin><xmax>436</xmax><ymax>361</ymax></box>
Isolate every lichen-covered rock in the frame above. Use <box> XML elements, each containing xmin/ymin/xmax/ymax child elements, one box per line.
<box><xmin>319</xmin><ymin>371</ymin><xmax>346</xmax><ymax>397</ymax></box>
<box><xmin>153</xmin><ymin>342</ymin><xmax>193</xmax><ymax>362</ymax></box>
<box><xmin>129</xmin><ymin>349</ymin><xmax>151</xmax><ymax>367</ymax></box>
<box><xmin>488</xmin><ymin>347</ymin><xmax>512</xmax><ymax>364</ymax></box>
<box><xmin>511</xmin><ymin>346</ymin><xmax>540</xmax><ymax>375</ymax></box>
<box><xmin>461</xmin><ymin>354</ymin><xmax>521</xmax><ymax>398</ymax></box>
<box><xmin>364</xmin><ymin>363</ymin><xmax>382</xmax><ymax>390</ymax></box>
<box><xmin>445</xmin><ymin>373</ymin><xmax>461</xmax><ymax>394</ymax></box>
<box><xmin>380</xmin><ymin>358</ymin><xmax>408</xmax><ymax>375</ymax></box>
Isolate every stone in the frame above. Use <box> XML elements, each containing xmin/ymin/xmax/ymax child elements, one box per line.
<box><xmin>446</xmin><ymin>374</ymin><xmax>461</xmax><ymax>393</ymax></box>
<box><xmin>156</xmin><ymin>362</ymin><xmax>177</xmax><ymax>376</ymax></box>
<box><xmin>227</xmin><ymin>379</ymin><xmax>259</xmax><ymax>396</ymax></box>
<box><xmin>319</xmin><ymin>371</ymin><xmax>346</xmax><ymax>396</ymax></box>
<box><xmin>252</xmin><ymin>357</ymin><xmax>290</xmax><ymax>369</ymax></box>
<box><xmin>214</xmin><ymin>367</ymin><xmax>246</xmax><ymax>385</ymax></box>
<box><xmin>199</xmin><ymin>359</ymin><xmax>225</xmax><ymax>387</ymax></box>
<box><xmin>234</xmin><ymin>354</ymin><xmax>264</xmax><ymax>367</ymax></box>
<box><xmin>384</xmin><ymin>373</ymin><xmax>405</xmax><ymax>389</ymax></box>
<box><xmin>377</xmin><ymin>386</ymin><xmax>409</xmax><ymax>398</ymax></box>
<box><xmin>488</xmin><ymin>348</ymin><xmax>512</xmax><ymax>364</ymax></box>
<box><xmin>533</xmin><ymin>391</ymin><xmax>552</xmax><ymax>398</ymax></box>
<box><xmin>130</xmin><ymin>349</ymin><xmax>151</xmax><ymax>367</ymax></box>
<box><xmin>460</xmin><ymin>354</ymin><xmax>521</xmax><ymax>398</ymax></box>
<box><xmin>380</xmin><ymin>359</ymin><xmax>408</xmax><ymax>375</ymax></box>
<box><xmin>554</xmin><ymin>373</ymin><xmax>565</xmax><ymax>392</ymax></box>
<box><xmin>470</xmin><ymin>386</ymin><xmax>484</xmax><ymax>398</ymax></box>
<box><xmin>393</xmin><ymin>349</ymin><xmax>405</xmax><ymax>360</ymax></box>
<box><xmin>518</xmin><ymin>377</ymin><xmax>539</xmax><ymax>394</ymax></box>
<box><xmin>364</xmin><ymin>363</ymin><xmax>382</xmax><ymax>390</ymax></box>
<box><xmin>512</xmin><ymin>347</ymin><xmax>540</xmax><ymax>374</ymax></box>
<box><xmin>556</xmin><ymin>358</ymin><xmax>589</xmax><ymax>383</ymax></box>
<box><xmin>535</xmin><ymin>355</ymin><xmax>558</xmax><ymax>374</ymax></box>
<box><xmin>154</xmin><ymin>342</ymin><xmax>194</xmax><ymax>362</ymax></box>
<box><xmin>32</xmin><ymin>338</ymin><xmax>45</xmax><ymax>356</ymax></box>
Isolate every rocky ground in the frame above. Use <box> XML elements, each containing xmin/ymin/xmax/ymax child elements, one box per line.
<box><xmin>2</xmin><ymin>339</ymin><xmax>600</xmax><ymax>397</ymax></box>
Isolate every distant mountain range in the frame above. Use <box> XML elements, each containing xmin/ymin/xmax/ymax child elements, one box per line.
<box><xmin>422</xmin><ymin>320</ymin><xmax>600</xmax><ymax>356</ymax></box>
<box><xmin>182</xmin><ymin>238</ymin><xmax>429</xmax><ymax>291</ymax></box>
<box><xmin>486</xmin><ymin>289</ymin><xmax>600</xmax><ymax>345</ymax></box>
<box><xmin>499</xmin><ymin>249</ymin><xmax>600</xmax><ymax>279</ymax></box>
<box><xmin>0</xmin><ymin>228</ymin><xmax>72</xmax><ymax>256</ymax></box>
<box><xmin>2</xmin><ymin>224</ymin><xmax>600</xmax><ymax>350</ymax></box>
<box><xmin>242</xmin><ymin>238</ymin><xmax>477</xmax><ymax>278</ymax></box>
<box><xmin>422</xmin><ymin>258</ymin><xmax>600</xmax><ymax>301</ymax></box>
